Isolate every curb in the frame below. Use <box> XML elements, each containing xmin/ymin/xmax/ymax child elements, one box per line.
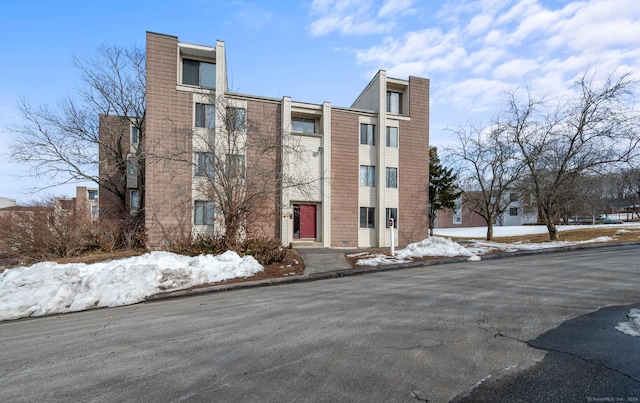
<box><xmin>145</xmin><ymin>241</ymin><xmax>640</xmax><ymax>302</ymax></box>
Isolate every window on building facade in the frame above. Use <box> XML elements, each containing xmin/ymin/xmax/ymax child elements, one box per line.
<box><xmin>360</xmin><ymin>123</ymin><xmax>375</xmax><ymax>145</ymax></box>
<box><xmin>509</xmin><ymin>192</ymin><xmax>518</xmax><ymax>202</ymax></box>
<box><xmin>386</xmin><ymin>167</ymin><xmax>398</xmax><ymax>188</ymax></box>
<box><xmin>195</xmin><ymin>152</ymin><xmax>216</xmax><ymax>177</ymax></box>
<box><xmin>386</xmin><ymin>208</ymin><xmax>398</xmax><ymax>228</ymax></box>
<box><xmin>226</xmin><ymin>154</ymin><xmax>245</xmax><ymax>179</ymax></box>
<box><xmin>226</xmin><ymin>107</ymin><xmax>246</xmax><ymax>132</ymax></box>
<box><xmin>130</xmin><ymin>190</ymin><xmax>140</xmax><ymax>210</ymax></box>
<box><xmin>182</xmin><ymin>59</ymin><xmax>216</xmax><ymax>89</ymax></box>
<box><xmin>195</xmin><ymin>103</ymin><xmax>216</xmax><ymax>129</ymax></box>
<box><xmin>194</xmin><ymin>200</ymin><xmax>215</xmax><ymax>225</ymax></box>
<box><xmin>359</xmin><ymin>207</ymin><xmax>375</xmax><ymax>228</ymax></box>
<box><xmin>131</xmin><ymin>125</ymin><xmax>139</xmax><ymax>145</ymax></box>
<box><xmin>509</xmin><ymin>207</ymin><xmax>518</xmax><ymax>216</ymax></box>
<box><xmin>291</xmin><ymin>117</ymin><xmax>316</xmax><ymax>134</ymax></box>
<box><xmin>88</xmin><ymin>190</ymin><xmax>98</xmax><ymax>200</ymax></box>
<box><xmin>128</xmin><ymin>156</ymin><xmax>137</xmax><ymax>176</ymax></box>
<box><xmin>386</xmin><ymin>127</ymin><xmax>398</xmax><ymax>148</ymax></box>
<box><xmin>91</xmin><ymin>205</ymin><xmax>99</xmax><ymax>218</ymax></box>
<box><xmin>386</xmin><ymin>91</ymin><xmax>403</xmax><ymax>114</ymax></box>
<box><xmin>360</xmin><ymin>165</ymin><xmax>375</xmax><ymax>187</ymax></box>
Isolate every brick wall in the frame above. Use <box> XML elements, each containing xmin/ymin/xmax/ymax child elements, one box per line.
<box><xmin>398</xmin><ymin>76</ymin><xmax>430</xmax><ymax>245</ymax></box>
<box><xmin>245</xmin><ymin>99</ymin><xmax>281</xmax><ymax>239</ymax></box>
<box><xmin>98</xmin><ymin>114</ymin><xmax>129</xmax><ymax>220</ymax></box>
<box><xmin>145</xmin><ymin>32</ymin><xmax>193</xmax><ymax>248</ymax></box>
<box><xmin>330</xmin><ymin>109</ymin><xmax>359</xmax><ymax>247</ymax></box>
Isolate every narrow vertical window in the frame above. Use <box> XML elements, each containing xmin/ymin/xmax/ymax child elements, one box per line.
<box><xmin>386</xmin><ymin>91</ymin><xmax>402</xmax><ymax>114</ymax></box>
<box><xmin>130</xmin><ymin>190</ymin><xmax>140</xmax><ymax>209</ymax></box>
<box><xmin>386</xmin><ymin>167</ymin><xmax>397</xmax><ymax>188</ymax></box>
<box><xmin>360</xmin><ymin>165</ymin><xmax>375</xmax><ymax>187</ymax></box>
<box><xmin>195</xmin><ymin>103</ymin><xmax>215</xmax><ymax>129</ymax></box>
<box><xmin>227</xmin><ymin>107</ymin><xmax>246</xmax><ymax>132</ymax></box>
<box><xmin>359</xmin><ymin>207</ymin><xmax>376</xmax><ymax>228</ymax></box>
<box><xmin>386</xmin><ymin>208</ymin><xmax>398</xmax><ymax>228</ymax></box>
<box><xmin>195</xmin><ymin>152</ymin><xmax>215</xmax><ymax>177</ymax></box>
<box><xmin>386</xmin><ymin>127</ymin><xmax>398</xmax><ymax>148</ymax></box>
<box><xmin>360</xmin><ymin>123</ymin><xmax>375</xmax><ymax>145</ymax></box>
<box><xmin>194</xmin><ymin>201</ymin><xmax>215</xmax><ymax>225</ymax></box>
<box><xmin>131</xmin><ymin>125</ymin><xmax>139</xmax><ymax>144</ymax></box>
<box><xmin>226</xmin><ymin>154</ymin><xmax>245</xmax><ymax>179</ymax></box>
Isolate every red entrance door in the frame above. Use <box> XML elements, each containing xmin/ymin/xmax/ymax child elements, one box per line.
<box><xmin>298</xmin><ymin>204</ymin><xmax>316</xmax><ymax>239</ymax></box>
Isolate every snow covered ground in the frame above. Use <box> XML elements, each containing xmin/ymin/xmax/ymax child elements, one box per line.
<box><xmin>0</xmin><ymin>251</ymin><xmax>262</xmax><ymax>322</ymax></box>
<box><xmin>1</xmin><ymin>223</ymin><xmax>639</xmax><ymax>336</ymax></box>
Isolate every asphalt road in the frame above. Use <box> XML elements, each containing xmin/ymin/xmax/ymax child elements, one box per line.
<box><xmin>1</xmin><ymin>245</ymin><xmax>639</xmax><ymax>402</ymax></box>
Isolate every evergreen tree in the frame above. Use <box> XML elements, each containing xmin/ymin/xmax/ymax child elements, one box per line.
<box><xmin>429</xmin><ymin>147</ymin><xmax>461</xmax><ymax>235</ymax></box>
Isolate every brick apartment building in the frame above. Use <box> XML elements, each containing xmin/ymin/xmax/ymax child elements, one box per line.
<box><xmin>110</xmin><ymin>32</ymin><xmax>430</xmax><ymax>249</ymax></box>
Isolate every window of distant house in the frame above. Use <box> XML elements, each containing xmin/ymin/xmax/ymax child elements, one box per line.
<box><xmin>509</xmin><ymin>192</ymin><xmax>518</xmax><ymax>202</ymax></box>
<box><xmin>359</xmin><ymin>207</ymin><xmax>375</xmax><ymax>228</ymax></box>
<box><xmin>226</xmin><ymin>107</ymin><xmax>246</xmax><ymax>133</ymax></box>
<box><xmin>386</xmin><ymin>91</ymin><xmax>403</xmax><ymax>114</ymax></box>
<box><xmin>195</xmin><ymin>152</ymin><xmax>216</xmax><ymax>177</ymax></box>
<box><xmin>131</xmin><ymin>125</ymin><xmax>139</xmax><ymax>144</ymax></box>
<box><xmin>386</xmin><ymin>127</ymin><xmax>398</xmax><ymax>148</ymax></box>
<box><xmin>509</xmin><ymin>207</ymin><xmax>518</xmax><ymax>216</ymax></box>
<box><xmin>195</xmin><ymin>103</ymin><xmax>216</xmax><ymax>129</ymax></box>
<box><xmin>386</xmin><ymin>208</ymin><xmax>398</xmax><ymax>228</ymax></box>
<box><xmin>194</xmin><ymin>200</ymin><xmax>215</xmax><ymax>225</ymax></box>
<box><xmin>88</xmin><ymin>190</ymin><xmax>98</xmax><ymax>200</ymax></box>
<box><xmin>386</xmin><ymin>167</ymin><xmax>398</xmax><ymax>188</ymax></box>
<box><xmin>360</xmin><ymin>123</ymin><xmax>375</xmax><ymax>145</ymax></box>
<box><xmin>91</xmin><ymin>205</ymin><xmax>99</xmax><ymax>217</ymax></box>
<box><xmin>360</xmin><ymin>165</ymin><xmax>375</xmax><ymax>187</ymax></box>
<box><xmin>226</xmin><ymin>154</ymin><xmax>245</xmax><ymax>179</ymax></box>
<box><xmin>130</xmin><ymin>190</ymin><xmax>140</xmax><ymax>210</ymax></box>
<box><xmin>291</xmin><ymin>117</ymin><xmax>316</xmax><ymax>134</ymax></box>
<box><xmin>182</xmin><ymin>59</ymin><xmax>216</xmax><ymax>89</ymax></box>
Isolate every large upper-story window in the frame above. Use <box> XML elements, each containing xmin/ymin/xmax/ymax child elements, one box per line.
<box><xmin>182</xmin><ymin>59</ymin><xmax>216</xmax><ymax>89</ymax></box>
<box><xmin>386</xmin><ymin>91</ymin><xmax>403</xmax><ymax>114</ymax></box>
<box><xmin>195</xmin><ymin>103</ymin><xmax>216</xmax><ymax>129</ymax></box>
<box><xmin>292</xmin><ymin>117</ymin><xmax>316</xmax><ymax>134</ymax></box>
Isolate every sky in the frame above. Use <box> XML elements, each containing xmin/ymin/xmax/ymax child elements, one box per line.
<box><xmin>2</xmin><ymin>222</ymin><xmax>639</xmax><ymax>324</ymax></box>
<box><xmin>1</xmin><ymin>0</ymin><xmax>640</xmax><ymax>203</ymax></box>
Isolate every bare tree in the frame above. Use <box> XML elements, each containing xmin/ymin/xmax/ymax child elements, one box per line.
<box><xmin>504</xmin><ymin>70</ymin><xmax>640</xmax><ymax>240</ymax></box>
<box><xmin>446</xmin><ymin>123</ymin><xmax>524</xmax><ymax>240</ymax></box>
<box><xmin>10</xmin><ymin>44</ymin><xmax>146</xmax><ymax>246</ymax></box>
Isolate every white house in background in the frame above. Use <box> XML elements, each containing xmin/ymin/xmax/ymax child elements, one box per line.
<box><xmin>0</xmin><ymin>197</ymin><xmax>17</xmax><ymax>210</ymax></box>
<box><xmin>436</xmin><ymin>190</ymin><xmax>538</xmax><ymax>228</ymax></box>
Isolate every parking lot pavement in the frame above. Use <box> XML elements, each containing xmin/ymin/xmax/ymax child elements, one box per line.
<box><xmin>454</xmin><ymin>304</ymin><xmax>640</xmax><ymax>402</ymax></box>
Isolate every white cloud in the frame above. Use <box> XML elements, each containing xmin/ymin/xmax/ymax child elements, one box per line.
<box><xmin>307</xmin><ymin>0</ymin><xmax>409</xmax><ymax>36</ymax></box>
<box><xmin>342</xmin><ymin>0</ymin><xmax>640</xmax><ymax>139</ymax></box>
<box><xmin>378</xmin><ymin>0</ymin><xmax>415</xmax><ymax>18</ymax></box>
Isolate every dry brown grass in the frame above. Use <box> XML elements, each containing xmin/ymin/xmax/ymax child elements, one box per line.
<box><xmin>445</xmin><ymin>225</ymin><xmax>640</xmax><ymax>244</ymax></box>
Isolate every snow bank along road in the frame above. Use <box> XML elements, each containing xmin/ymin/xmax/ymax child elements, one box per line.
<box><xmin>0</xmin><ymin>245</ymin><xmax>638</xmax><ymax>402</ymax></box>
